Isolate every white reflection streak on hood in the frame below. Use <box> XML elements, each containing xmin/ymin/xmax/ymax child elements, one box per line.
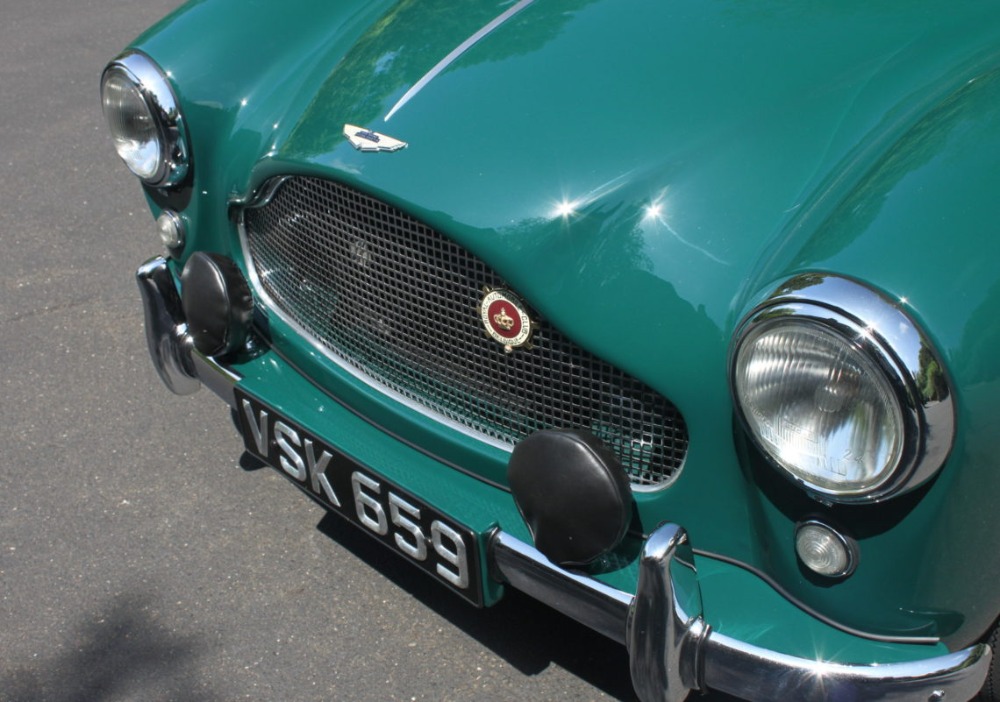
<box><xmin>660</xmin><ymin>219</ymin><xmax>730</xmax><ymax>266</ymax></box>
<box><xmin>383</xmin><ymin>0</ymin><xmax>536</xmax><ymax>122</ymax></box>
<box><xmin>551</xmin><ymin>172</ymin><xmax>633</xmax><ymax>219</ymax></box>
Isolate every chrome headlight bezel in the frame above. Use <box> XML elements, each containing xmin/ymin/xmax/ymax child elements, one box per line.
<box><xmin>101</xmin><ymin>51</ymin><xmax>189</xmax><ymax>187</ymax></box>
<box><xmin>730</xmin><ymin>274</ymin><xmax>955</xmax><ymax>504</ymax></box>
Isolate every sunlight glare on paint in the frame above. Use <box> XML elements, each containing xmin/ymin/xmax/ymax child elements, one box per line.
<box><xmin>553</xmin><ymin>199</ymin><xmax>577</xmax><ymax>218</ymax></box>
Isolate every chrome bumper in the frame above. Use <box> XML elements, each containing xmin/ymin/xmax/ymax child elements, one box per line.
<box><xmin>492</xmin><ymin>526</ymin><xmax>990</xmax><ymax>702</ymax></box>
<box><xmin>138</xmin><ymin>256</ymin><xmax>992</xmax><ymax>702</ymax></box>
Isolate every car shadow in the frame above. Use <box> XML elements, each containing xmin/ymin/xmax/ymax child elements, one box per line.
<box><xmin>316</xmin><ymin>509</ymin><xmax>632</xmax><ymax>701</ymax></box>
<box><xmin>238</xmin><ymin>449</ymin><xmax>269</xmax><ymax>472</ymax></box>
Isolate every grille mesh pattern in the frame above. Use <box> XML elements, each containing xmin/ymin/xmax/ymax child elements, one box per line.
<box><xmin>242</xmin><ymin>177</ymin><xmax>688</xmax><ymax>487</ymax></box>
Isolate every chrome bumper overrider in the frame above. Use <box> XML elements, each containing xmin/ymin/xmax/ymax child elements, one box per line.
<box><xmin>137</xmin><ymin>256</ymin><xmax>992</xmax><ymax>702</ymax></box>
<box><xmin>137</xmin><ymin>257</ymin><xmax>199</xmax><ymax>395</ymax></box>
<box><xmin>137</xmin><ymin>257</ymin><xmax>240</xmax><ymax>403</ymax></box>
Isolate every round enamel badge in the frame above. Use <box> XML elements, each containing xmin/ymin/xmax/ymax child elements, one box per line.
<box><xmin>480</xmin><ymin>289</ymin><xmax>533</xmax><ymax>352</ymax></box>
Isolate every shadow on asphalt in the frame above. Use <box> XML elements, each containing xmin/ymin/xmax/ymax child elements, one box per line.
<box><xmin>0</xmin><ymin>593</ymin><xmax>219</xmax><ymax>702</ymax></box>
<box><xmin>315</xmin><ymin>508</ymin><xmax>640</xmax><ymax>700</ymax></box>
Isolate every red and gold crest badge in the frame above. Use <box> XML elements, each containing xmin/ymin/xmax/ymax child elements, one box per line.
<box><xmin>479</xmin><ymin>288</ymin><xmax>534</xmax><ymax>353</ymax></box>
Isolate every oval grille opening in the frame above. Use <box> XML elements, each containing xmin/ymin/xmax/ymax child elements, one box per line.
<box><xmin>242</xmin><ymin>177</ymin><xmax>688</xmax><ymax>488</ymax></box>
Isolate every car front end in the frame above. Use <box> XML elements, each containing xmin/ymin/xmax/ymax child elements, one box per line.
<box><xmin>103</xmin><ymin>1</ymin><xmax>1000</xmax><ymax>699</ymax></box>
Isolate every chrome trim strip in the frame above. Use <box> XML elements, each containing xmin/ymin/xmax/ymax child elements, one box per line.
<box><xmin>691</xmin><ymin>548</ymin><xmax>939</xmax><ymax>645</ymax></box>
<box><xmin>383</xmin><ymin>0</ymin><xmax>535</xmax><ymax>122</ymax></box>
<box><xmin>261</xmin><ymin>341</ymin><xmax>511</xmax><ymax>492</ymax></box>
<box><xmin>228</xmin><ymin>176</ymin><xmax>291</xmax><ymax>212</ymax></box>
<box><xmin>136</xmin><ymin>257</ymin><xmax>199</xmax><ymax>395</ymax></box>
<box><xmin>103</xmin><ymin>52</ymin><xmax>190</xmax><ymax>187</ymax></box>
<box><xmin>731</xmin><ymin>274</ymin><xmax>956</xmax><ymax>503</ymax></box>
<box><xmin>491</xmin><ymin>524</ymin><xmax>991</xmax><ymax>702</ymax></box>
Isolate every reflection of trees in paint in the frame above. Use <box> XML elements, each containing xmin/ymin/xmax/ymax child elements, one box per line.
<box><xmin>287</xmin><ymin>0</ymin><xmax>598</xmax><ymax>154</ymax></box>
<box><xmin>788</xmin><ymin>70</ymin><xmax>1000</xmax><ymax>269</ymax></box>
<box><xmin>915</xmin><ymin>345</ymin><xmax>948</xmax><ymax>403</ymax></box>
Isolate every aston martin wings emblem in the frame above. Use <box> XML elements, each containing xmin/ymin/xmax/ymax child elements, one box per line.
<box><xmin>343</xmin><ymin>124</ymin><xmax>407</xmax><ymax>152</ymax></box>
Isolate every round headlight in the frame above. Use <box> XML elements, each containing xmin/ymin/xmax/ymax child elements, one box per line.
<box><xmin>731</xmin><ymin>275</ymin><xmax>954</xmax><ymax>503</ymax></box>
<box><xmin>735</xmin><ymin>319</ymin><xmax>905</xmax><ymax>495</ymax></box>
<box><xmin>100</xmin><ymin>52</ymin><xmax>189</xmax><ymax>187</ymax></box>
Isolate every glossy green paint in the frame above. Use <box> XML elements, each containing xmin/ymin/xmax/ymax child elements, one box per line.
<box><xmin>126</xmin><ymin>0</ymin><xmax>1000</xmax><ymax>651</ymax></box>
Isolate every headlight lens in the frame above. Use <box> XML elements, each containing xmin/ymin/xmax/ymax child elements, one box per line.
<box><xmin>734</xmin><ymin>319</ymin><xmax>903</xmax><ymax>495</ymax></box>
<box><xmin>100</xmin><ymin>52</ymin><xmax>188</xmax><ymax>187</ymax></box>
<box><xmin>102</xmin><ymin>68</ymin><xmax>161</xmax><ymax>180</ymax></box>
<box><xmin>731</xmin><ymin>275</ymin><xmax>954</xmax><ymax>503</ymax></box>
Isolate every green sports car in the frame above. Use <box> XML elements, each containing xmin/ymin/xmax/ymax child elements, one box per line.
<box><xmin>102</xmin><ymin>1</ymin><xmax>1000</xmax><ymax>699</ymax></box>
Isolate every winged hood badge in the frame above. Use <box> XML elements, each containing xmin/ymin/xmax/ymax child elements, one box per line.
<box><xmin>344</xmin><ymin>124</ymin><xmax>407</xmax><ymax>152</ymax></box>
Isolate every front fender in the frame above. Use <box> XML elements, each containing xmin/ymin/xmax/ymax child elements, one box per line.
<box><xmin>738</xmin><ymin>64</ymin><xmax>1000</xmax><ymax>647</ymax></box>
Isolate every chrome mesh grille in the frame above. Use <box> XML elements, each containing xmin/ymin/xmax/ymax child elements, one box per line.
<box><xmin>242</xmin><ymin>177</ymin><xmax>688</xmax><ymax>487</ymax></box>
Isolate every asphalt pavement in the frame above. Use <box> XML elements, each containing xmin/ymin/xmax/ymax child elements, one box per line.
<box><xmin>0</xmin><ymin>2</ymin><xmax>684</xmax><ymax>700</ymax></box>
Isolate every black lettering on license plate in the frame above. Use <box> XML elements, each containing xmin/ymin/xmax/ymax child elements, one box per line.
<box><xmin>235</xmin><ymin>389</ymin><xmax>483</xmax><ymax>606</ymax></box>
